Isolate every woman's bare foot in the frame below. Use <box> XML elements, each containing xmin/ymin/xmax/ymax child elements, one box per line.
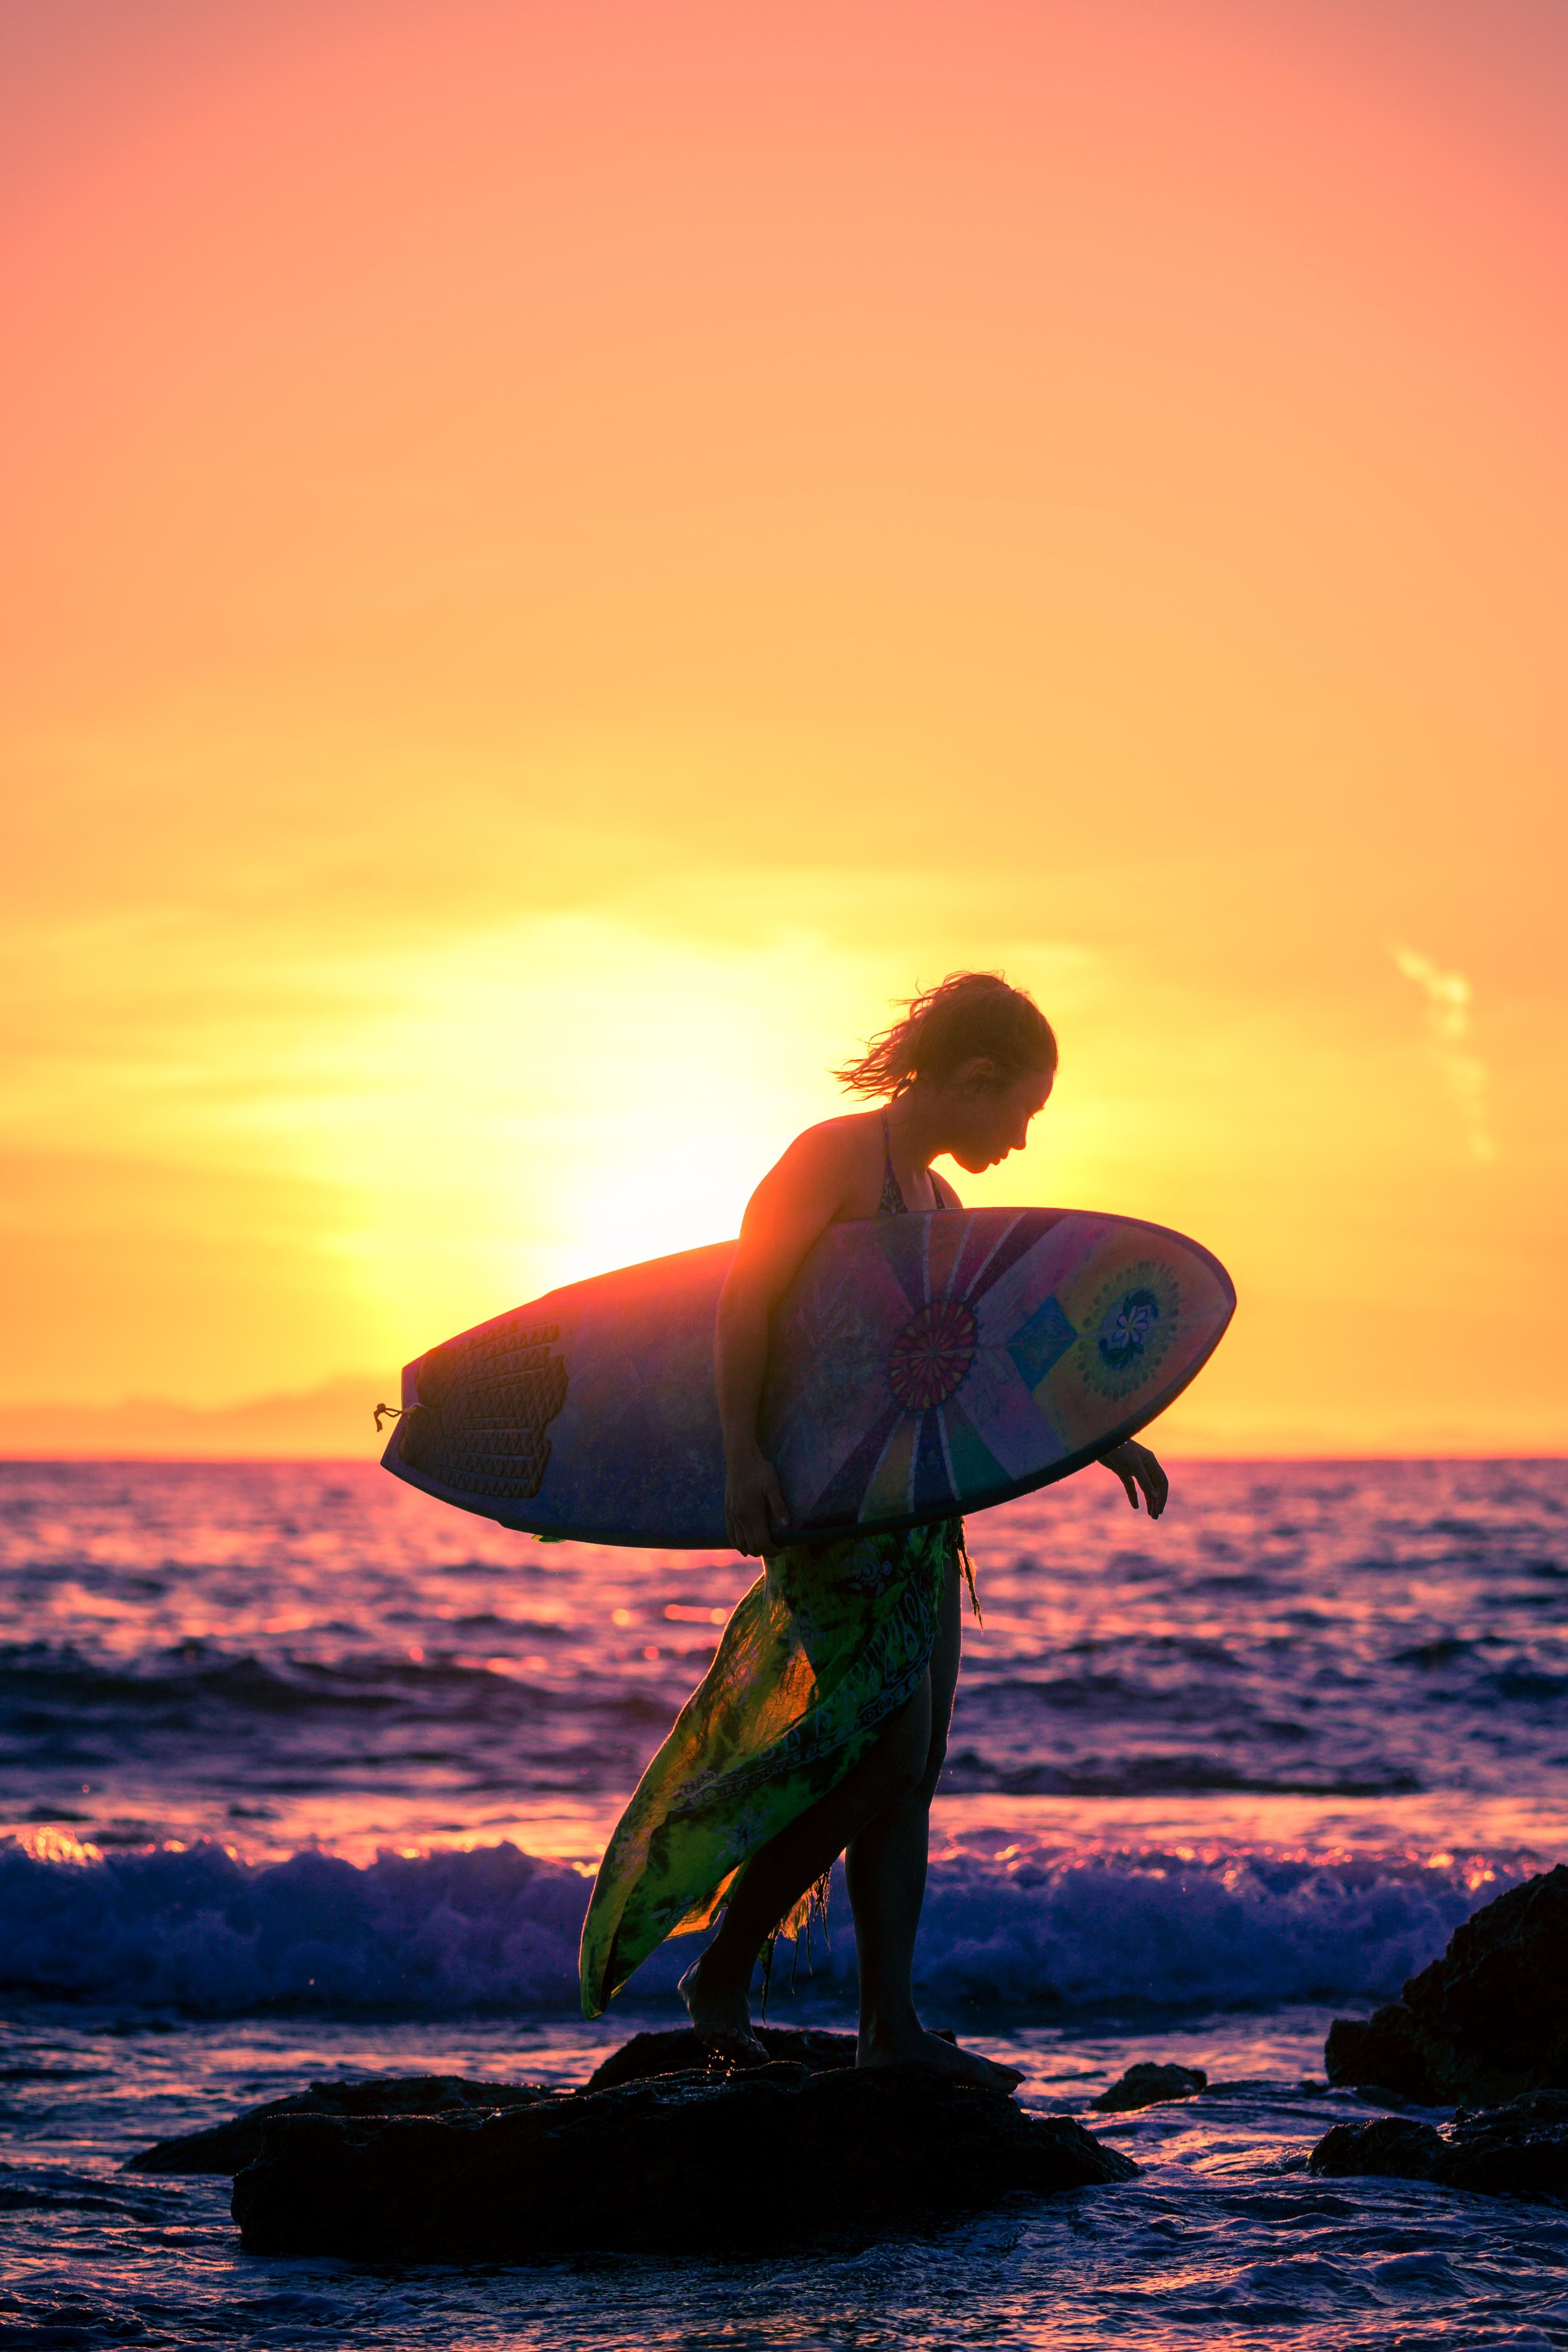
<box><xmin>857</xmin><ymin>2024</ymin><xmax>1022</xmax><ymax>2092</ymax></box>
<box><xmin>678</xmin><ymin>1952</ymin><xmax>768</xmax><ymax>2065</ymax></box>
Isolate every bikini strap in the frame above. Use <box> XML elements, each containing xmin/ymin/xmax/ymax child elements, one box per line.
<box><xmin>881</xmin><ymin>1107</ymin><xmax>950</xmax><ymax>1213</ymax></box>
<box><xmin>878</xmin><ymin>1108</ymin><xmax>909</xmax><ymax>1217</ymax></box>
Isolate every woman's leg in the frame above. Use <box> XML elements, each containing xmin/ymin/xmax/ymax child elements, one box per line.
<box><xmin>685</xmin><ymin>1555</ymin><xmax>1018</xmax><ymax>2089</ymax></box>
<box><xmin>679</xmin><ymin>1675</ymin><xmax>933</xmax><ymax>2056</ymax></box>
<box><xmin>845</xmin><ymin>1561</ymin><xmax>1020</xmax><ymax>2089</ymax></box>
<box><xmin>844</xmin><ymin>1557</ymin><xmax>959</xmax><ymax>2052</ymax></box>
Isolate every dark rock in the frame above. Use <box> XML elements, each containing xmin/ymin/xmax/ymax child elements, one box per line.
<box><xmin>1323</xmin><ymin>2011</ymin><xmax>1438</xmax><ymax>2101</ymax></box>
<box><xmin>126</xmin><ymin>2074</ymin><xmax>549</xmax><ymax>2175</ymax></box>
<box><xmin>1091</xmin><ymin>2062</ymin><xmax>1207</xmax><ymax>2113</ymax></box>
<box><xmin>1308</xmin><ymin>2091</ymin><xmax>1568</xmax><ymax>2205</ymax></box>
<box><xmin>1310</xmin><ymin>2115</ymin><xmax>1446</xmax><ymax>2181</ymax></box>
<box><xmin>126</xmin><ymin>2030</ymin><xmax>946</xmax><ymax>2174</ymax></box>
<box><xmin>1323</xmin><ymin>1865</ymin><xmax>1568</xmax><ymax>2106</ymax></box>
<box><xmin>585</xmin><ymin>2025</ymin><xmax>859</xmax><ymax>2091</ymax></box>
<box><xmin>1440</xmin><ymin>2093</ymin><xmax>1568</xmax><ymax>2201</ymax></box>
<box><xmin>231</xmin><ymin>2062</ymin><xmax>1138</xmax><ymax>2259</ymax></box>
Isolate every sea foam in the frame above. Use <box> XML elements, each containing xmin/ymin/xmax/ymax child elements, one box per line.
<box><xmin>0</xmin><ymin>1832</ymin><xmax>1512</xmax><ymax>2017</ymax></box>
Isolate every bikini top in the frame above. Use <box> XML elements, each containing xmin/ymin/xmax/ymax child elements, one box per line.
<box><xmin>879</xmin><ymin>1109</ymin><xmax>947</xmax><ymax>1217</ymax></box>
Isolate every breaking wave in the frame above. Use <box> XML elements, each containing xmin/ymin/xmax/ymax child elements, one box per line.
<box><xmin>0</xmin><ymin>1832</ymin><xmax>1514</xmax><ymax>2018</ymax></box>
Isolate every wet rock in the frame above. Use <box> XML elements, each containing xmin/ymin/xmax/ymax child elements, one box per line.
<box><xmin>1310</xmin><ymin>2114</ymin><xmax>1447</xmax><ymax>2181</ymax></box>
<box><xmin>1324</xmin><ymin>1865</ymin><xmax>1568</xmax><ymax>2106</ymax></box>
<box><xmin>585</xmin><ymin>2025</ymin><xmax>859</xmax><ymax>2090</ymax></box>
<box><xmin>1310</xmin><ymin>2092</ymin><xmax>1568</xmax><ymax>2204</ymax></box>
<box><xmin>1091</xmin><ymin>2062</ymin><xmax>1207</xmax><ymax>2113</ymax></box>
<box><xmin>125</xmin><ymin>2029</ymin><xmax>950</xmax><ymax>2174</ymax></box>
<box><xmin>1324</xmin><ymin>2012</ymin><xmax>1444</xmax><ymax>2102</ymax></box>
<box><xmin>231</xmin><ymin>2062</ymin><xmax>1138</xmax><ymax>2259</ymax></box>
<box><xmin>125</xmin><ymin>2075</ymin><xmax>549</xmax><ymax>2175</ymax></box>
<box><xmin>1439</xmin><ymin>2094</ymin><xmax>1568</xmax><ymax>2201</ymax></box>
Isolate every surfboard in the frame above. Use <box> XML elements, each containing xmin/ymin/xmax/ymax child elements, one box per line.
<box><xmin>379</xmin><ymin>1207</ymin><xmax>1235</xmax><ymax>1550</ymax></box>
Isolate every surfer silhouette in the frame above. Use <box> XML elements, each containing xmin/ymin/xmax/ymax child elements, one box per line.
<box><xmin>578</xmin><ymin>973</ymin><xmax>1167</xmax><ymax>2085</ymax></box>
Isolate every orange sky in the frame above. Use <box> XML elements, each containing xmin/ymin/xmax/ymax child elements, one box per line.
<box><xmin>2</xmin><ymin>0</ymin><xmax>1564</xmax><ymax>1454</ymax></box>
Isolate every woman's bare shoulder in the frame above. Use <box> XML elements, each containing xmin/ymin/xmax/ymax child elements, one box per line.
<box><xmin>792</xmin><ymin>1110</ymin><xmax>880</xmax><ymax>1152</ymax></box>
<box><xmin>738</xmin><ymin>1115</ymin><xmax>884</xmax><ymax>1242</ymax></box>
<box><xmin>765</xmin><ymin>1112</ymin><xmax>878</xmax><ymax>1182</ymax></box>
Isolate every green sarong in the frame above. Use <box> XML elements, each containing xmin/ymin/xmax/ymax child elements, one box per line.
<box><xmin>578</xmin><ymin>1517</ymin><xmax>961</xmax><ymax>2018</ymax></box>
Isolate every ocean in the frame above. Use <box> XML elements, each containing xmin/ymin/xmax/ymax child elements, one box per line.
<box><xmin>2</xmin><ymin>1456</ymin><xmax>1565</xmax><ymax>2348</ymax></box>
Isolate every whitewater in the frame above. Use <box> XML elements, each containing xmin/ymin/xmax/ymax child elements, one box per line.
<box><xmin>3</xmin><ymin>1456</ymin><xmax>1566</xmax><ymax>2347</ymax></box>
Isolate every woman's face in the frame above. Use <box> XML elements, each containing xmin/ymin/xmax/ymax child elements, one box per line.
<box><xmin>940</xmin><ymin>1066</ymin><xmax>1054</xmax><ymax>1174</ymax></box>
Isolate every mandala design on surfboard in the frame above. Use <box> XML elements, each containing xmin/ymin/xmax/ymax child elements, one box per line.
<box><xmin>399</xmin><ymin>1316</ymin><xmax>568</xmax><ymax>1500</ymax></box>
<box><xmin>1078</xmin><ymin>1261</ymin><xmax>1179</xmax><ymax>1401</ymax></box>
<box><xmin>887</xmin><ymin>1297</ymin><xmax>978</xmax><ymax>1412</ymax></box>
<box><xmin>765</xmin><ymin>1210</ymin><xmax>1228</xmax><ymax>1535</ymax></box>
<box><xmin>783</xmin><ymin>1207</ymin><xmax>1074</xmax><ymax>1532</ymax></box>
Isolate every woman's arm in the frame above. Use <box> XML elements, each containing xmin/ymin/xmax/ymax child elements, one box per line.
<box><xmin>716</xmin><ymin>1129</ymin><xmax>856</xmax><ymax>1555</ymax></box>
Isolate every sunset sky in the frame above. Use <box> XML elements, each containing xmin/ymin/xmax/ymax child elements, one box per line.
<box><xmin>3</xmin><ymin>0</ymin><xmax>1564</xmax><ymax>1454</ymax></box>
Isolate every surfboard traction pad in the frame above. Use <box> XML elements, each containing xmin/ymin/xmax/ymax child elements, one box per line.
<box><xmin>383</xmin><ymin>1209</ymin><xmax>1234</xmax><ymax>1549</ymax></box>
<box><xmin>396</xmin><ymin>1320</ymin><xmax>568</xmax><ymax>1504</ymax></box>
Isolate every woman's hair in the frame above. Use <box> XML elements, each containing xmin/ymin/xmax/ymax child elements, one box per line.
<box><xmin>834</xmin><ymin>972</ymin><xmax>1059</xmax><ymax>1098</ymax></box>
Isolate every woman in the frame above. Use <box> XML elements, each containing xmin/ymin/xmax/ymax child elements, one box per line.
<box><xmin>579</xmin><ymin>972</ymin><xmax>1167</xmax><ymax>2087</ymax></box>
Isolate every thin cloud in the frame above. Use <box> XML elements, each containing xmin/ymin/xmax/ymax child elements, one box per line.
<box><xmin>1391</xmin><ymin>946</ymin><xmax>1496</xmax><ymax>1163</ymax></box>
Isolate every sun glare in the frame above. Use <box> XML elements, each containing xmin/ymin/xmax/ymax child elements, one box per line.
<box><xmin>0</xmin><ymin>0</ymin><xmax>1562</xmax><ymax>1449</ymax></box>
<box><xmin>285</xmin><ymin>917</ymin><xmax>874</xmax><ymax>1333</ymax></box>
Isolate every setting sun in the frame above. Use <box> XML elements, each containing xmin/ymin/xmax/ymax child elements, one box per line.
<box><xmin>1</xmin><ymin>0</ymin><xmax>1563</xmax><ymax>1456</ymax></box>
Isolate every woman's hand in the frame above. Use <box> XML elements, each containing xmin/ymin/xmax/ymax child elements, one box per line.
<box><xmin>1098</xmin><ymin>1439</ymin><xmax>1169</xmax><ymax>1519</ymax></box>
<box><xmin>725</xmin><ymin>1451</ymin><xmax>790</xmax><ymax>1557</ymax></box>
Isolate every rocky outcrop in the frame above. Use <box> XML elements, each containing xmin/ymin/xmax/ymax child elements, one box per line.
<box><xmin>585</xmin><ymin>2025</ymin><xmax>859</xmax><ymax>2090</ymax></box>
<box><xmin>1323</xmin><ymin>1866</ymin><xmax>1568</xmax><ymax>2106</ymax></box>
<box><xmin>126</xmin><ymin>2075</ymin><xmax>548</xmax><ymax>2175</ymax></box>
<box><xmin>126</xmin><ymin>2030</ymin><xmax>892</xmax><ymax>2171</ymax></box>
<box><xmin>1091</xmin><ymin>2062</ymin><xmax>1207</xmax><ymax>2113</ymax></box>
<box><xmin>231</xmin><ymin>2060</ymin><xmax>1138</xmax><ymax>2259</ymax></box>
<box><xmin>1308</xmin><ymin>2092</ymin><xmax>1568</xmax><ymax>2205</ymax></box>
